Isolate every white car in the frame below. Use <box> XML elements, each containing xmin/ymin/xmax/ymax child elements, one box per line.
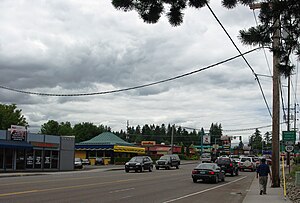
<box><xmin>74</xmin><ymin>158</ymin><xmax>83</xmax><ymax>169</ymax></box>
<box><xmin>239</xmin><ymin>157</ymin><xmax>256</xmax><ymax>171</ymax></box>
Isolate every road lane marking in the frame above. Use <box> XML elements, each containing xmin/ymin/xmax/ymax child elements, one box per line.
<box><xmin>0</xmin><ymin>179</ymin><xmax>136</xmax><ymax>198</ymax></box>
<box><xmin>109</xmin><ymin>188</ymin><xmax>135</xmax><ymax>193</ymax></box>
<box><xmin>163</xmin><ymin>176</ymin><xmax>247</xmax><ymax>203</ymax></box>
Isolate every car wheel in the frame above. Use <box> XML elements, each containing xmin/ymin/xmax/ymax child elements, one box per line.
<box><xmin>167</xmin><ymin>166</ymin><xmax>170</xmax><ymax>170</ymax></box>
<box><xmin>221</xmin><ymin>176</ymin><xmax>225</xmax><ymax>182</ymax></box>
<box><xmin>135</xmin><ymin>169</ymin><xmax>138</xmax><ymax>173</ymax></box>
<box><xmin>149</xmin><ymin>166</ymin><xmax>153</xmax><ymax>172</ymax></box>
<box><xmin>156</xmin><ymin>166</ymin><xmax>159</xmax><ymax>170</ymax></box>
<box><xmin>235</xmin><ymin>170</ymin><xmax>239</xmax><ymax>176</ymax></box>
<box><xmin>231</xmin><ymin>171</ymin><xmax>234</xmax><ymax>176</ymax></box>
<box><xmin>214</xmin><ymin>176</ymin><xmax>219</xmax><ymax>183</ymax></box>
<box><xmin>176</xmin><ymin>165</ymin><xmax>179</xmax><ymax>169</ymax></box>
<box><xmin>125</xmin><ymin>169</ymin><xmax>129</xmax><ymax>173</ymax></box>
<box><xmin>193</xmin><ymin>178</ymin><xmax>197</xmax><ymax>183</ymax></box>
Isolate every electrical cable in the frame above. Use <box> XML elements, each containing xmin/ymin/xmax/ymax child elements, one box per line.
<box><xmin>205</xmin><ymin>2</ymin><xmax>272</xmax><ymax>118</ymax></box>
<box><xmin>0</xmin><ymin>47</ymin><xmax>260</xmax><ymax>97</ymax></box>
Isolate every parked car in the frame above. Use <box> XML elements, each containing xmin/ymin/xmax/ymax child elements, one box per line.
<box><xmin>125</xmin><ymin>156</ymin><xmax>153</xmax><ymax>173</ymax></box>
<box><xmin>95</xmin><ymin>157</ymin><xmax>103</xmax><ymax>165</ymax></box>
<box><xmin>156</xmin><ymin>154</ymin><xmax>180</xmax><ymax>170</ymax></box>
<box><xmin>81</xmin><ymin>159</ymin><xmax>90</xmax><ymax>165</ymax></box>
<box><xmin>216</xmin><ymin>157</ymin><xmax>239</xmax><ymax>176</ymax></box>
<box><xmin>74</xmin><ymin>158</ymin><xmax>83</xmax><ymax>169</ymax></box>
<box><xmin>239</xmin><ymin>157</ymin><xmax>256</xmax><ymax>171</ymax></box>
<box><xmin>191</xmin><ymin>163</ymin><xmax>225</xmax><ymax>183</ymax></box>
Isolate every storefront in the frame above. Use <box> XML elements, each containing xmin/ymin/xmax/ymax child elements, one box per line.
<box><xmin>0</xmin><ymin>129</ymin><xmax>75</xmax><ymax>172</ymax></box>
<box><xmin>75</xmin><ymin>132</ymin><xmax>145</xmax><ymax>164</ymax></box>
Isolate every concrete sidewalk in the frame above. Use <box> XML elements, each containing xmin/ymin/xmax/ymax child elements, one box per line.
<box><xmin>243</xmin><ymin>175</ymin><xmax>292</xmax><ymax>203</ymax></box>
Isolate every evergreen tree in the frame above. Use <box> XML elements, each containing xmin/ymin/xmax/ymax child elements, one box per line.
<box><xmin>0</xmin><ymin>104</ymin><xmax>27</xmax><ymax>130</ymax></box>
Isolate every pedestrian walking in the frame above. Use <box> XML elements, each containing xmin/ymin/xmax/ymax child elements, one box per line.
<box><xmin>256</xmin><ymin>158</ymin><xmax>272</xmax><ymax>195</ymax></box>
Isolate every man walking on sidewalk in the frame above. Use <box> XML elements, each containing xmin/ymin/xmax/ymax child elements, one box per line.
<box><xmin>256</xmin><ymin>158</ymin><xmax>272</xmax><ymax>195</ymax></box>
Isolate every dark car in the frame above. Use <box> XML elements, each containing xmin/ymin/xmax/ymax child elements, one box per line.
<box><xmin>81</xmin><ymin>159</ymin><xmax>90</xmax><ymax>165</ymax></box>
<box><xmin>125</xmin><ymin>156</ymin><xmax>153</xmax><ymax>173</ymax></box>
<box><xmin>156</xmin><ymin>154</ymin><xmax>180</xmax><ymax>170</ymax></box>
<box><xmin>95</xmin><ymin>157</ymin><xmax>103</xmax><ymax>165</ymax></box>
<box><xmin>216</xmin><ymin>157</ymin><xmax>239</xmax><ymax>176</ymax></box>
<box><xmin>192</xmin><ymin>163</ymin><xmax>225</xmax><ymax>183</ymax></box>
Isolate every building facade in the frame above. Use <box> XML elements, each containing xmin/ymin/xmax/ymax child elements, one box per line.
<box><xmin>0</xmin><ymin>130</ymin><xmax>75</xmax><ymax>172</ymax></box>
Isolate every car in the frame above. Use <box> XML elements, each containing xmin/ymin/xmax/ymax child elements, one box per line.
<box><xmin>81</xmin><ymin>158</ymin><xmax>90</xmax><ymax>165</ymax></box>
<box><xmin>156</xmin><ymin>154</ymin><xmax>180</xmax><ymax>170</ymax></box>
<box><xmin>74</xmin><ymin>158</ymin><xmax>83</xmax><ymax>169</ymax></box>
<box><xmin>95</xmin><ymin>157</ymin><xmax>103</xmax><ymax>165</ymax></box>
<box><xmin>216</xmin><ymin>157</ymin><xmax>239</xmax><ymax>176</ymax></box>
<box><xmin>191</xmin><ymin>163</ymin><xmax>225</xmax><ymax>183</ymax></box>
<box><xmin>239</xmin><ymin>157</ymin><xmax>256</xmax><ymax>171</ymax></box>
<box><xmin>201</xmin><ymin>153</ymin><xmax>212</xmax><ymax>163</ymax></box>
<box><xmin>125</xmin><ymin>156</ymin><xmax>153</xmax><ymax>173</ymax></box>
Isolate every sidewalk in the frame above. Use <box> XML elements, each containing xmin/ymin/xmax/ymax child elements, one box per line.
<box><xmin>242</xmin><ymin>175</ymin><xmax>292</xmax><ymax>203</ymax></box>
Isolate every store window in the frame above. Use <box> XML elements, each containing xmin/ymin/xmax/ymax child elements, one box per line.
<box><xmin>34</xmin><ymin>150</ymin><xmax>42</xmax><ymax>169</ymax></box>
<box><xmin>5</xmin><ymin>149</ymin><xmax>13</xmax><ymax>169</ymax></box>
<box><xmin>26</xmin><ymin>150</ymin><xmax>34</xmax><ymax>169</ymax></box>
<box><xmin>16</xmin><ymin>149</ymin><xmax>25</xmax><ymax>170</ymax></box>
<box><xmin>0</xmin><ymin>148</ymin><xmax>3</xmax><ymax>169</ymax></box>
<box><xmin>89</xmin><ymin>151</ymin><xmax>96</xmax><ymax>158</ymax></box>
<box><xmin>44</xmin><ymin>150</ymin><xmax>51</xmax><ymax>169</ymax></box>
<box><xmin>51</xmin><ymin>150</ymin><xmax>59</xmax><ymax>169</ymax></box>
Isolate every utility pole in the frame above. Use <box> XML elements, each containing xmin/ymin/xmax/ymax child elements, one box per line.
<box><xmin>287</xmin><ymin>75</ymin><xmax>291</xmax><ymax>173</ymax></box>
<box><xmin>171</xmin><ymin>125</ymin><xmax>174</xmax><ymax>154</ymax></box>
<box><xmin>250</xmin><ymin>2</ymin><xmax>281</xmax><ymax>187</ymax></box>
<box><xmin>272</xmin><ymin>15</ymin><xmax>281</xmax><ymax>187</ymax></box>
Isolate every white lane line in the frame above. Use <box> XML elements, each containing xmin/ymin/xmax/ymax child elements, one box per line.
<box><xmin>109</xmin><ymin>188</ymin><xmax>135</xmax><ymax>194</ymax></box>
<box><xmin>163</xmin><ymin>176</ymin><xmax>247</xmax><ymax>203</ymax></box>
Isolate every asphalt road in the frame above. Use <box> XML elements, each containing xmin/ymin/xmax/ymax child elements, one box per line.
<box><xmin>0</xmin><ymin>163</ymin><xmax>255</xmax><ymax>203</ymax></box>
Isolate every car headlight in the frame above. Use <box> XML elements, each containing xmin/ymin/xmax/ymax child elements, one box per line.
<box><xmin>136</xmin><ymin>163</ymin><xmax>141</xmax><ymax>165</ymax></box>
<box><xmin>125</xmin><ymin>163</ymin><xmax>129</xmax><ymax>165</ymax></box>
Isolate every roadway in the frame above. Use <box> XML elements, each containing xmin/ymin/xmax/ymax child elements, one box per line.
<box><xmin>0</xmin><ymin>163</ymin><xmax>255</xmax><ymax>203</ymax></box>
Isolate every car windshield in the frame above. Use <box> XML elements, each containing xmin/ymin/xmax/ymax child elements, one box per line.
<box><xmin>201</xmin><ymin>154</ymin><xmax>210</xmax><ymax>158</ymax></box>
<box><xmin>75</xmin><ymin>158</ymin><xmax>81</xmax><ymax>161</ymax></box>
<box><xmin>159</xmin><ymin>156</ymin><xmax>169</xmax><ymax>160</ymax></box>
<box><xmin>241</xmin><ymin>158</ymin><xmax>251</xmax><ymax>162</ymax></box>
<box><xmin>217</xmin><ymin>158</ymin><xmax>230</xmax><ymax>164</ymax></box>
<box><xmin>129</xmin><ymin>157</ymin><xmax>143</xmax><ymax>162</ymax></box>
<box><xmin>196</xmin><ymin>163</ymin><xmax>214</xmax><ymax>169</ymax></box>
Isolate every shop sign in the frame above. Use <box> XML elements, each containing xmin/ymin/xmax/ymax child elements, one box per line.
<box><xmin>141</xmin><ymin>141</ymin><xmax>156</xmax><ymax>146</ymax></box>
<box><xmin>45</xmin><ymin>157</ymin><xmax>51</xmax><ymax>164</ymax></box>
<box><xmin>202</xmin><ymin>135</ymin><xmax>211</xmax><ymax>144</ymax></box>
<box><xmin>9</xmin><ymin>125</ymin><xmax>27</xmax><ymax>141</ymax></box>
<box><xmin>35</xmin><ymin>156</ymin><xmax>41</xmax><ymax>165</ymax></box>
<box><xmin>30</xmin><ymin>142</ymin><xmax>59</xmax><ymax>148</ymax></box>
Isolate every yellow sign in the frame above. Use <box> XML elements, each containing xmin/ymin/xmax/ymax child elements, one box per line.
<box><xmin>113</xmin><ymin>145</ymin><xmax>145</xmax><ymax>154</ymax></box>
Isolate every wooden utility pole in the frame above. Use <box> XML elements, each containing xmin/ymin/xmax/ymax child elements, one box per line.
<box><xmin>272</xmin><ymin>16</ymin><xmax>281</xmax><ymax>187</ymax></box>
<box><xmin>250</xmin><ymin>2</ymin><xmax>281</xmax><ymax>187</ymax></box>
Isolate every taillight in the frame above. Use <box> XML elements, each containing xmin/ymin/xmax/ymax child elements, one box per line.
<box><xmin>208</xmin><ymin>171</ymin><xmax>215</xmax><ymax>175</ymax></box>
<box><xmin>192</xmin><ymin>170</ymin><xmax>198</xmax><ymax>174</ymax></box>
<box><xmin>230</xmin><ymin>163</ymin><xmax>233</xmax><ymax>167</ymax></box>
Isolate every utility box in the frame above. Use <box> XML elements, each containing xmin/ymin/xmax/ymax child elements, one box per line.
<box><xmin>295</xmin><ymin>171</ymin><xmax>300</xmax><ymax>187</ymax></box>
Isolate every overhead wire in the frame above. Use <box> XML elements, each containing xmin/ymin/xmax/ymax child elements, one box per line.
<box><xmin>205</xmin><ymin>3</ymin><xmax>272</xmax><ymax>118</ymax></box>
<box><xmin>0</xmin><ymin>47</ymin><xmax>260</xmax><ymax>97</ymax></box>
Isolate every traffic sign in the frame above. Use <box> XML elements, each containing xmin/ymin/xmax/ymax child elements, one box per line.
<box><xmin>285</xmin><ymin>145</ymin><xmax>294</xmax><ymax>152</ymax></box>
<box><xmin>282</xmin><ymin>131</ymin><xmax>296</xmax><ymax>142</ymax></box>
<box><xmin>285</xmin><ymin>141</ymin><xmax>294</xmax><ymax>146</ymax></box>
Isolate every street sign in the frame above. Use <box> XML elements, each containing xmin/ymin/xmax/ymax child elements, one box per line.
<box><xmin>203</xmin><ymin>135</ymin><xmax>211</xmax><ymax>144</ymax></box>
<box><xmin>285</xmin><ymin>141</ymin><xmax>294</xmax><ymax>146</ymax></box>
<box><xmin>285</xmin><ymin>145</ymin><xmax>294</xmax><ymax>152</ymax></box>
<box><xmin>282</xmin><ymin>131</ymin><xmax>296</xmax><ymax>142</ymax></box>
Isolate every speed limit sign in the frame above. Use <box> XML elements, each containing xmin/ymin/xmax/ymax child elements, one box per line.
<box><xmin>285</xmin><ymin>145</ymin><xmax>294</xmax><ymax>152</ymax></box>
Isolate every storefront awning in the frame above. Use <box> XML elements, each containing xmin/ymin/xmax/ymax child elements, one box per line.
<box><xmin>0</xmin><ymin>139</ymin><xmax>33</xmax><ymax>149</ymax></box>
<box><xmin>75</xmin><ymin>144</ymin><xmax>114</xmax><ymax>151</ymax></box>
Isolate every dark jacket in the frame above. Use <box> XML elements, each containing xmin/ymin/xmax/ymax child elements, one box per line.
<box><xmin>256</xmin><ymin>163</ymin><xmax>270</xmax><ymax>177</ymax></box>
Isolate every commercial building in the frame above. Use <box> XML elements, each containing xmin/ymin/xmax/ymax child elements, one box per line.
<box><xmin>75</xmin><ymin>132</ymin><xmax>145</xmax><ymax>164</ymax></box>
<box><xmin>0</xmin><ymin>129</ymin><xmax>75</xmax><ymax>172</ymax></box>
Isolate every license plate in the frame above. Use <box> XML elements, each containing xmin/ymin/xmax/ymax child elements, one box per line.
<box><xmin>200</xmin><ymin>171</ymin><xmax>206</xmax><ymax>174</ymax></box>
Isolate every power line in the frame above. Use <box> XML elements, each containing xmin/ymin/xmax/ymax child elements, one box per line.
<box><xmin>0</xmin><ymin>47</ymin><xmax>260</xmax><ymax>97</ymax></box>
<box><xmin>205</xmin><ymin>3</ymin><xmax>272</xmax><ymax>118</ymax></box>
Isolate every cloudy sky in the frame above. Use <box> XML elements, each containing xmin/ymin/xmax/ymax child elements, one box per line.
<box><xmin>0</xmin><ymin>0</ymin><xmax>299</xmax><ymax>144</ymax></box>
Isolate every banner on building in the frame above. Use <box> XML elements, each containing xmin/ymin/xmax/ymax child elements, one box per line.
<box><xmin>9</xmin><ymin>125</ymin><xmax>27</xmax><ymax>141</ymax></box>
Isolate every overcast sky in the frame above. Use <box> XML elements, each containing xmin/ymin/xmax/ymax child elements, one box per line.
<box><xmin>0</xmin><ymin>0</ymin><xmax>299</xmax><ymax>144</ymax></box>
